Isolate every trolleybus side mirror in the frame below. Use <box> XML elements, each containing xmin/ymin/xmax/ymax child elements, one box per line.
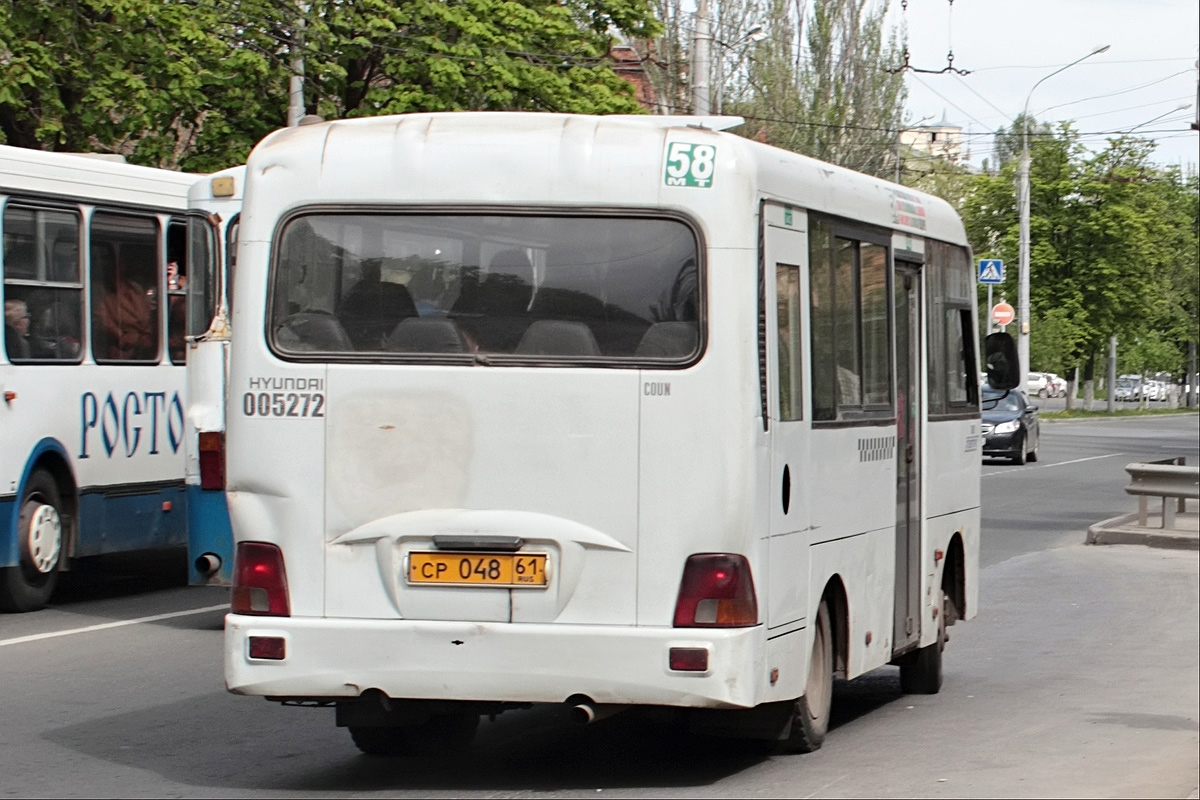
<box><xmin>984</xmin><ymin>332</ymin><xmax>1020</xmax><ymax>390</ymax></box>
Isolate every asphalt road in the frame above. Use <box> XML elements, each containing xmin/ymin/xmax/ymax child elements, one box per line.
<box><xmin>1</xmin><ymin>414</ymin><xmax>1197</xmax><ymax>798</ymax></box>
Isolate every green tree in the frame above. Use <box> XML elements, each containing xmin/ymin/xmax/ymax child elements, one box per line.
<box><xmin>958</xmin><ymin>119</ymin><xmax>1199</xmax><ymax>402</ymax></box>
<box><xmin>0</xmin><ymin>0</ymin><xmax>279</xmax><ymax>169</ymax></box>
<box><xmin>0</xmin><ymin>0</ymin><xmax>661</xmax><ymax>171</ymax></box>
<box><xmin>736</xmin><ymin>0</ymin><xmax>906</xmax><ymax>178</ymax></box>
<box><xmin>299</xmin><ymin>0</ymin><xmax>659</xmax><ymax>119</ymax></box>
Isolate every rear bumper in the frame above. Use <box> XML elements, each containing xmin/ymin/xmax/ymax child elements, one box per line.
<box><xmin>225</xmin><ymin>614</ymin><xmax>763</xmax><ymax>709</ymax></box>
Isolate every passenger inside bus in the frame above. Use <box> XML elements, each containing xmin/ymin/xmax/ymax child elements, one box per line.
<box><xmin>336</xmin><ymin>258</ymin><xmax>416</xmax><ymax>349</ymax></box>
<box><xmin>91</xmin><ymin>244</ymin><xmax>156</xmax><ymax>361</ymax></box>
<box><xmin>167</xmin><ymin>255</ymin><xmax>187</xmax><ymax>362</ymax></box>
<box><xmin>4</xmin><ymin>298</ymin><xmax>31</xmax><ymax>360</ymax></box>
<box><xmin>452</xmin><ymin>249</ymin><xmax>534</xmax><ymax>352</ymax></box>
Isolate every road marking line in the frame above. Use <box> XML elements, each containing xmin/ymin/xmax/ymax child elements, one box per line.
<box><xmin>983</xmin><ymin>452</ymin><xmax>1123</xmax><ymax>478</ymax></box>
<box><xmin>0</xmin><ymin>604</ymin><xmax>228</xmax><ymax>648</ymax></box>
<box><xmin>803</xmin><ymin>773</ymin><xmax>848</xmax><ymax>799</ymax></box>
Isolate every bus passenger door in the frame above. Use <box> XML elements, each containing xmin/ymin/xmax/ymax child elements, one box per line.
<box><xmin>893</xmin><ymin>261</ymin><xmax>921</xmax><ymax>653</ymax></box>
<box><xmin>764</xmin><ymin>211</ymin><xmax>809</xmax><ymax>632</ymax></box>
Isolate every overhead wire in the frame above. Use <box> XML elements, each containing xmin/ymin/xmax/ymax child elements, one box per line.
<box><xmin>1034</xmin><ymin>69</ymin><xmax>1195</xmax><ymax>117</ymax></box>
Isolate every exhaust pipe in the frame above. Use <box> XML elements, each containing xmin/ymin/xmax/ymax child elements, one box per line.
<box><xmin>567</xmin><ymin>700</ymin><xmax>629</xmax><ymax>725</ymax></box>
<box><xmin>194</xmin><ymin>552</ymin><xmax>222</xmax><ymax>576</ymax></box>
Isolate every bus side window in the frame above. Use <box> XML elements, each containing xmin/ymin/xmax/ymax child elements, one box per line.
<box><xmin>167</xmin><ymin>219</ymin><xmax>188</xmax><ymax>364</ymax></box>
<box><xmin>776</xmin><ymin>263</ymin><xmax>802</xmax><ymax>421</ymax></box>
<box><xmin>809</xmin><ymin>217</ymin><xmax>892</xmax><ymax>422</ymax></box>
<box><xmin>3</xmin><ymin>205</ymin><xmax>83</xmax><ymax>363</ymax></box>
<box><xmin>927</xmin><ymin>241</ymin><xmax>977</xmax><ymax>415</ymax></box>
<box><xmin>90</xmin><ymin>213</ymin><xmax>160</xmax><ymax>363</ymax></box>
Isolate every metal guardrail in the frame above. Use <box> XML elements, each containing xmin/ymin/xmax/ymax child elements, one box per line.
<box><xmin>1124</xmin><ymin>457</ymin><xmax>1198</xmax><ymax>529</ymax></box>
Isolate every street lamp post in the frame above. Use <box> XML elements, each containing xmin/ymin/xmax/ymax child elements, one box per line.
<box><xmin>1017</xmin><ymin>45</ymin><xmax>1109</xmax><ymax>389</ymax></box>
<box><xmin>714</xmin><ymin>25</ymin><xmax>767</xmax><ymax>115</ymax></box>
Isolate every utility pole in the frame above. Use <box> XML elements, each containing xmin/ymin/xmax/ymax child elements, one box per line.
<box><xmin>287</xmin><ymin>5</ymin><xmax>307</xmax><ymax>127</ymax></box>
<box><xmin>1106</xmin><ymin>335</ymin><xmax>1117</xmax><ymax>413</ymax></box>
<box><xmin>1017</xmin><ymin>45</ymin><xmax>1109</xmax><ymax>388</ymax></box>
<box><xmin>1189</xmin><ymin>342</ymin><xmax>1197</xmax><ymax>409</ymax></box>
<box><xmin>691</xmin><ymin>0</ymin><xmax>712</xmax><ymax>116</ymax></box>
<box><xmin>1192</xmin><ymin>61</ymin><xmax>1199</xmax><ymax>131</ymax></box>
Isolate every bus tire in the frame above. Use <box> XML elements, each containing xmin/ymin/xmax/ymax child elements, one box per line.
<box><xmin>0</xmin><ymin>470</ymin><xmax>65</xmax><ymax>613</ymax></box>
<box><xmin>781</xmin><ymin>600</ymin><xmax>833</xmax><ymax>753</ymax></box>
<box><xmin>349</xmin><ymin>712</ymin><xmax>479</xmax><ymax>757</ymax></box>
<box><xmin>900</xmin><ymin>587</ymin><xmax>945</xmax><ymax>694</ymax></box>
<box><xmin>349</xmin><ymin>726</ymin><xmax>409</xmax><ymax>757</ymax></box>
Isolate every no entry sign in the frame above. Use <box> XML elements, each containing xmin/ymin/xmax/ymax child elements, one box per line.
<box><xmin>991</xmin><ymin>302</ymin><xmax>1015</xmax><ymax>327</ymax></box>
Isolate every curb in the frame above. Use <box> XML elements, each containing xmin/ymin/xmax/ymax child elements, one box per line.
<box><xmin>1086</xmin><ymin>511</ymin><xmax>1200</xmax><ymax>551</ymax></box>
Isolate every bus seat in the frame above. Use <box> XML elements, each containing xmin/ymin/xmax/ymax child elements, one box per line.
<box><xmin>480</xmin><ymin>249</ymin><xmax>534</xmax><ymax>315</ymax></box>
<box><xmin>337</xmin><ymin>278</ymin><xmax>417</xmax><ymax>350</ymax></box>
<box><xmin>462</xmin><ymin>251</ymin><xmax>535</xmax><ymax>352</ymax></box>
<box><xmin>515</xmin><ymin>320</ymin><xmax>600</xmax><ymax>357</ymax></box>
<box><xmin>635</xmin><ymin>321</ymin><xmax>698</xmax><ymax>358</ymax></box>
<box><xmin>385</xmin><ymin>317</ymin><xmax>467</xmax><ymax>354</ymax></box>
<box><xmin>276</xmin><ymin>311</ymin><xmax>353</xmax><ymax>352</ymax></box>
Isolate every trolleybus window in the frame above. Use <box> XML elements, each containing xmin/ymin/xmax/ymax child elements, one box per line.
<box><xmin>186</xmin><ymin>215</ymin><xmax>218</xmax><ymax>338</ymax></box>
<box><xmin>270</xmin><ymin>213</ymin><xmax>700</xmax><ymax>363</ymax></box>
<box><xmin>89</xmin><ymin>212</ymin><xmax>160</xmax><ymax>363</ymax></box>
<box><xmin>2</xmin><ymin>205</ymin><xmax>82</xmax><ymax>363</ymax></box>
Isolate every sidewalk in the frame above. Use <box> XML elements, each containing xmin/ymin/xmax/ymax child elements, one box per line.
<box><xmin>1087</xmin><ymin>506</ymin><xmax>1199</xmax><ymax>550</ymax></box>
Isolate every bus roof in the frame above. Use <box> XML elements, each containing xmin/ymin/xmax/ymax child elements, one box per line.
<box><xmin>0</xmin><ymin>144</ymin><xmax>198</xmax><ymax>210</ymax></box>
<box><xmin>188</xmin><ymin>165</ymin><xmax>245</xmax><ymax>205</ymax></box>
<box><xmin>245</xmin><ymin>113</ymin><xmax>967</xmax><ymax>246</ymax></box>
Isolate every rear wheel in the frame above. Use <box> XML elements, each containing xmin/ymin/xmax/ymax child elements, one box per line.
<box><xmin>0</xmin><ymin>470</ymin><xmax>65</xmax><ymax>613</ymax></box>
<box><xmin>780</xmin><ymin>600</ymin><xmax>833</xmax><ymax>753</ymax></box>
<box><xmin>349</xmin><ymin>712</ymin><xmax>480</xmax><ymax>757</ymax></box>
<box><xmin>900</xmin><ymin>587</ymin><xmax>945</xmax><ymax>694</ymax></box>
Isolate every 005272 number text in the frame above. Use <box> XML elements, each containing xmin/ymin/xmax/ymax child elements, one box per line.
<box><xmin>242</xmin><ymin>392</ymin><xmax>325</xmax><ymax>418</ymax></box>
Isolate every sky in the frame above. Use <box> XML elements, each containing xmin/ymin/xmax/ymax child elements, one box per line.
<box><xmin>887</xmin><ymin>0</ymin><xmax>1200</xmax><ymax>170</ymax></box>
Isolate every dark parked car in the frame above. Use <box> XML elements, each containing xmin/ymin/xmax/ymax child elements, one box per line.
<box><xmin>981</xmin><ymin>387</ymin><xmax>1040</xmax><ymax>464</ymax></box>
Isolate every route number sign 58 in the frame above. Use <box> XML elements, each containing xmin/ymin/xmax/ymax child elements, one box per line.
<box><xmin>664</xmin><ymin>143</ymin><xmax>717</xmax><ymax>188</ymax></box>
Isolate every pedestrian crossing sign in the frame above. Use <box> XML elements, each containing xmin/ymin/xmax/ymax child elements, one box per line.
<box><xmin>978</xmin><ymin>259</ymin><xmax>1004</xmax><ymax>284</ymax></box>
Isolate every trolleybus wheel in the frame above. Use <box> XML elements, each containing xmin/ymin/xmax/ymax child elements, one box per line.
<box><xmin>781</xmin><ymin>600</ymin><xmax>833</xmax><ymax>753</ymax></box>
<box><xmin>900</xmin><ymin>587</ymin><xmax>946</xmax><ymax>694</ymax></box>
<box><xmin>0</xmin><ymin>470</ymin><xmax>65</xmax><ymax>613</ymax></box>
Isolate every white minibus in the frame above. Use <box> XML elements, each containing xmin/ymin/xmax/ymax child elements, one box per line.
<box><xmin>1</xmin><ymin>146</ymin><xmax>201</xmax><ymax>611</ymax></box>
<box><xmin>223</xmin><ymin>113</ymin><xmax>1017</xmax><ymax>754</ymax></box>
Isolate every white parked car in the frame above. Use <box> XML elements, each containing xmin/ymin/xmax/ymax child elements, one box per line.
<box><xmin>1026</xmin><ymin>372</ymin><xmax>1051</xmax><ymax>398</ymax></box>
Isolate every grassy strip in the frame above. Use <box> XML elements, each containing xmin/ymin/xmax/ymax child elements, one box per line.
<box><xmin>1041</xmin><ymin>406</ymin><xmax>1199</xmax><ymax>420</ymax></box>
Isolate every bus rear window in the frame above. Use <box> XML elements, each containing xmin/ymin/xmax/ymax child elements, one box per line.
<box><xmin>270</xmin><ymin>214</ymin><xmax>700</xmax><ymax>363</ymax></box>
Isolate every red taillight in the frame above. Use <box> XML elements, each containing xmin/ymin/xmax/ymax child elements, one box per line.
<box><xmin>673</xmin><ymin>553</ymin><xmax>758</xmax><ymax>628</ymax></box>
<box><xmin>231</xmin><ymin>542</ymin><xmax>290</xmax><ymax>616</ymax></box>
<box><xmin>248</xmin><ymin>636</ymin><xmax>287</xmax><ymax>660</ymax></box>
<box><xmin>198</xmin><ymin>431</ymin><xmax>225</xmax><ymax>490</ymax></box>
<box><xmin>669</xmin><ymin>647</ymin><xmax>709</xmax><ymax>671</ymax></box>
